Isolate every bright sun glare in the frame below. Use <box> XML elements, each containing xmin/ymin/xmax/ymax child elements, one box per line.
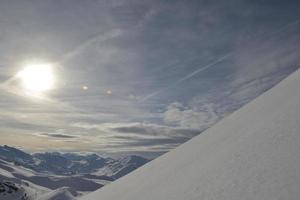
<box><xmin>17</xmin><ymin>63</ymin><xmax>55</xmax><ymax>93</ymax></box>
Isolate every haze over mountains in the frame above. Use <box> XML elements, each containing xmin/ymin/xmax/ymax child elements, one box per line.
<box><xmin>0</xmin><ymin>145</ymin><xmax>148</xmax><ymax>200</ymax></box>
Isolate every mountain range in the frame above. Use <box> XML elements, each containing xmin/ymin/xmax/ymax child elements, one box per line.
<box><xmin>0</xmin><ymin>145</ymin><xmax>149</xmax><ymax>200</ymax></box>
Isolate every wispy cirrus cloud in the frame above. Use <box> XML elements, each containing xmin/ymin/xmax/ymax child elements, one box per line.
<box><xmin>0</xmin><ymin>0</ymin><xmax>299</xmax><ymax>157</ymax></box>
<box><xmin>70</xmin><ymin>122</ymin><xmax>201</xmax><ymax>155</ymax></box>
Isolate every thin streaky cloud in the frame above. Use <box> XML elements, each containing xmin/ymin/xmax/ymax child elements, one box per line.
<box><xmin>60</xmin><ymin>29</ymin><xmax>123</xmax><ymax>63</ymax></box>
<box><xmin>141</xmin><ymin>53</ymin><xmax>232</xmax><ymax>102</ymax></box>
<box><xmin>141</xmin><ymin>18</ymin><xmax>300</xmax><ymax>102</ymax></box>
<box><xmin>264</xmin><ymin>18</ymin><xmax>300</xmax><ymax>39</ymax></box>
<box><xmin>0</xmin><ymin>1</ymin><xmax>299</xmax><ymax>155</ymax></box>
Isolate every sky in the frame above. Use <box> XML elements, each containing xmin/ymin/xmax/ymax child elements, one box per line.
<box><xmin>0</xmin><ymin>0</ymin><xmax>299</xmax><ymax>158</ymax></box>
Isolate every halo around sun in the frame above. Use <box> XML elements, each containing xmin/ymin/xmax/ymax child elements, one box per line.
<box><xmin>17</xmin><ymin>63</ymin><xmax>55</xmax><ymax>93</ymax></box>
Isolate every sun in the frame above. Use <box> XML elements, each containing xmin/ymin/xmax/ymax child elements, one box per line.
<box><xmin>17</xmin><ymin>63</ymin><xmax>55</xmax><ymax>93</ymax></box>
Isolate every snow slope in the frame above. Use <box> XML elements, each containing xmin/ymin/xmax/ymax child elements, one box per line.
<box><xmin>0</xmin><ymin>181</ymin><xmax>27</xmax><ymax>200</ymax></box>
<box><xmin>0</xmin><ymin>159</ymin><xmax>52</xmax><ymax>200</ymax></box>
<box><xmin>81</xmin><ymin>69</ymin><xmax>300</xmax><ymax>200</ymax></box>
<box><xmin>37</xmin><ymin>187</ymin><xmax>77</xmax><ymax>200</ymax></box>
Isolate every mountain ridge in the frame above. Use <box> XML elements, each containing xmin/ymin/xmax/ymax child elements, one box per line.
<box><xmin>0</xmin><ymin>145</ymin><xmax>149</xmax><ymax>199</ymax></box>
<box><xmin>0</xmin><ymin>145</ymin><xmax>149</xmax><ymax>177</ymax></box>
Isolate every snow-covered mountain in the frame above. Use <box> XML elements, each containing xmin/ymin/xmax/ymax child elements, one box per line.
<box><xmin>0</xmin><ymin>181</ymin><xmax>28</xmax><ymax>200</ymax></box>
<box><xmin>80</xmin><ymin>69</ymin><xmax>300</xmax><ymax>200</ymax></box>
<box><xmin>0</xmin><ymin>145</ymin><xmax>34</xmax><ymax>167</ymax></box>
<box><xmin>0</xmin><ymin>145</ymin><xmax>148</xmax><ymax>177</ymax></box>
<box><xmin>0</xmin><ymin>158</ymin><xmax>52</xmax><ymax>200</ymax></box>
<box><xmin>0</xmin><ymin>146</ymin><xmax>149</xmax><ymax>200</ymax></box>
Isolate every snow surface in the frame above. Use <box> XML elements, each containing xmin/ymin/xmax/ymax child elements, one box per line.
<box><xmin>81</xmin><ymin>69</ymin><xmax>300</xmax><ymax>200</ymax></box>
<box><xmin>0</xmin><ymin>159</ymin><xmax>51</xmax><ymax>200</ymax></box>
<box><xmin>36</xmin><ymin>187</ymin><xmax>77</xmax><ymax>200</ymax></box>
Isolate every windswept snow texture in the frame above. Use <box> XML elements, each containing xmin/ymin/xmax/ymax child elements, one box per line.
<box><xmin>81</xmin><ymin>69</ymin><xmax>300</xmax><ymax>200</ymax></box>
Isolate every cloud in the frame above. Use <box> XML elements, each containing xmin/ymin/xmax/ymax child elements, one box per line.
<box><xmin>61</xmin><ymin>29</ymin><xmax>124</xmax><ymax>63</ymax></box>
<box><xmin>1</xmin><ymin>0</ymin><xmax>299</xmax><ymax>157</ymax></box>
<box><xmin>232</xmin><ymin>21</ymin><xmax>300</xmax><ymax>85</ymax></box>
<box><xmin>141</xmin><ymin>53</ymin><xmax>232</xmax><ymax>101</ymax></box>
<box><xmin>163</xmin><ymin>102</ymin><xmax>219</xmax><ymax>130</ymax></box>
<box><xmin>74</xmin><ymin>122</ymin><xmax>200</xmax><ymax>137</ymax></box>
<box><xmin>71</xmin><ymin>122</ymin><xmax>201</xmax><ymax>153</ymax></box>
<box><xmin>36</xmin><ymin>131</ymin><xmax>78</xmax><ymax>139</ymax></box>
<box><xmin>41</xmin><ymin>133</ymin><xmax>78</xmax><ymax>139</ymax></box>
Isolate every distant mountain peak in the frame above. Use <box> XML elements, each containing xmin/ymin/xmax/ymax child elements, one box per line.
<box><xmin>0</xmin><ymin>145</ymin><xmax>149</xmax><ymax>177</ymax></box>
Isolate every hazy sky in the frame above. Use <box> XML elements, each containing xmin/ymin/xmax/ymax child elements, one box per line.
<box><xmin>0</xmin><ymin>0</ymin><xmax>299</xmax><ymax>157</ymax></box>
